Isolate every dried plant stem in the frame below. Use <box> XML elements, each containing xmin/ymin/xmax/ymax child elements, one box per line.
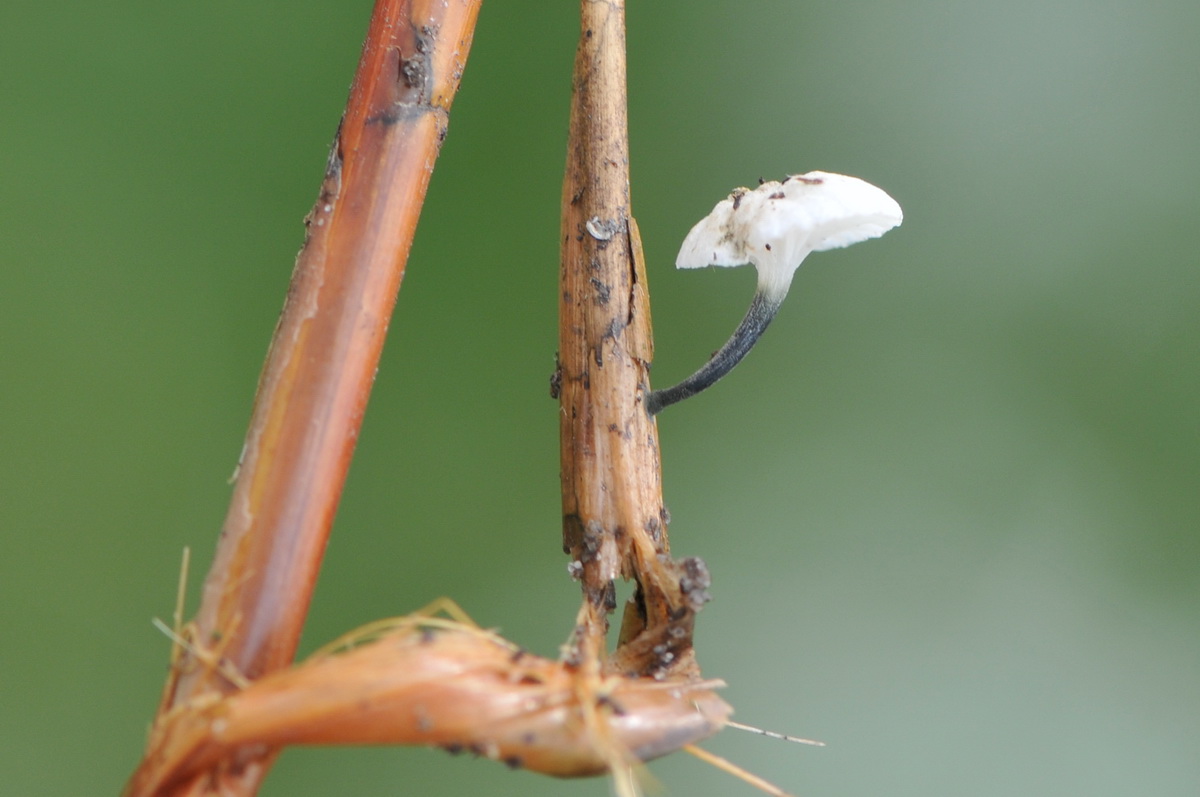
<box><xmin>559</xmin><ymin>0</ymin><xmax>708</xmax><ymax>675</ymax></box>
<box><xmin>559</xmin><ymin>0</ymin><xmax>655</xmax><ymax>653</ymax></box>
<box><xmin>128</xmin><ymin>2</ymin><xmax>481</xmax><ymax>795</ymax></box>
<box><xmin>124</xmin><ymin>607</ymin><xmax>732</xmax><ymax>797</ymax></box>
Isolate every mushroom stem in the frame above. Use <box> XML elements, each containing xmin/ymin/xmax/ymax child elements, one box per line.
<box><xmin>647</xmin><ymin>287</ymin><xmax>786</xmax><ymax>416</ymax></box>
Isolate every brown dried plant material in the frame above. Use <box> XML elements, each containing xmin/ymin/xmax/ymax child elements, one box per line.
<box><xmin>558</xmin><ymin>0</ymin><xmax>704</xmax><ymax>678</ymax></box>
<box><xmin>128</xmin><ymin>2</ymin><xmax>482</xmax><ymax>795</ymax></box>
<box><xmin>124</xmin><ymin>608</ymin><xmax>732</xmax><ymax>797</ymax></box>
<box><xmin>127</xmin><ymin>0</ymin><xmax>746</xmax><ymax>794</ymax></box>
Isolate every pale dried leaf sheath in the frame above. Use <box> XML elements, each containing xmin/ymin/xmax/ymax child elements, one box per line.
<box><xmin>561</xmin><ymin>0</ymin><xmax>694</xmax><ymax>675</ymax></box>
<box><xmin>124</xmin><ymin>624</ymin><xmax>731</xmax><ymax>797</ymax></box>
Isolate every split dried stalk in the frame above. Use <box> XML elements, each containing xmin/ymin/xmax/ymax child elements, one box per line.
<box><xmin>558</xmin><ymin>0</ymin><xmax>709</xmax><ymax>675</ymax></box>
<box><xmin>129</xmin><ymin>2</ymin><xmax>481</xmax><ymax>795</ymax></box>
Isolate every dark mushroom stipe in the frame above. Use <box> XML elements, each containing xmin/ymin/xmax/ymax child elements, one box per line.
<box><xmin>646</xmin><ymin>289</ymin><xmax>786</xmax><ymax>415</ymax></box>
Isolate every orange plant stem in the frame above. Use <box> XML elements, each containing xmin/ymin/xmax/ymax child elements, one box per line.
<box><xmin>132</xmin><ymin>2</ymin><xmax>481</xmax><ymax>795</ymax></box>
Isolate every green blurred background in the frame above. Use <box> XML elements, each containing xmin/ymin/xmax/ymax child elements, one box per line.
<box><xmin>3</xmin><ymin>1</ymin><xmax>1197</xmax><ymax>795</ymax></box>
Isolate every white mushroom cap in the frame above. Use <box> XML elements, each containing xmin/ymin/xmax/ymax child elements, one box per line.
<box><xmin>675</xmin><ymin>171</ymin><xmax>903</xmax><ymax>298</ymax></box>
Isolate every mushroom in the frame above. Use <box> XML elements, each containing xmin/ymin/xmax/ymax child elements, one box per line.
<box><xmin>646</xmin><ymin>171</ymin><xmax>902</xmax><ymax>415</ymax></box>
